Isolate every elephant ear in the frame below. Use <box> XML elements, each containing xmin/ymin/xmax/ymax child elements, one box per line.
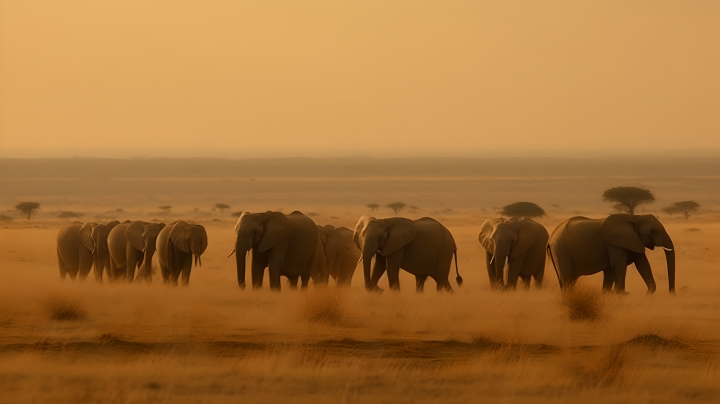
<box><xmin>381</xmin><ymin>217</ymin><xmax>416</xmax><ymax>257</ymax></box>
<box><xmin>79</xmin><ymin>223</ymin><xmax>97</xmax><ymax>252</ymax></box>
<box><xmin>316</xmin><ymin>225</ymin><xmax>331</xmax><ymax>248</ymax></box>
<box><xmin>478</xmin><ymin>219</ymin><xmax>496</xmax><ymax>254</ymax></box>
<box><xmin>600</xmin><ymin>214</ymin><xmax>644</xmax><ymax>254</ymax></box>
<box><xmin>511</xmin><ymin>220</ymin><xmax>539</xmax><ymax>257</ymax></box>
<box><xmin>170</xmin><ymin>221</ymin><xmax>191</xmax><ymax>253</ymax></box>
<box><xmin>353</xmin><ymin>216</ymin><xmax>372</xmax><ymax>249</ymax></box>
<box><xmin>126</xmin><ymin>221</ymin><xmax>146</xmax><ymax>252</ymax></box>
<box><xmin>106</xmin><ymin>220</ymin><xmax>120</xmax><ymax>231</ymax></box>
<box><xmin>258</xmin><ymin>214</ymin><xmax>289</xmax><ymax>252</ymax></box>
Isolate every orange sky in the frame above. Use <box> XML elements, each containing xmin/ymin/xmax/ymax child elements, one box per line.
<box><xmin>0</xmin><ymin>0</ymin><xmax>718</xmax><ymax>158</ymax></box>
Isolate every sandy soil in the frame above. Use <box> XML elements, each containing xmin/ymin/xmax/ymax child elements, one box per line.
<box><xmin>1</xmin><ymin>173</ymin><xmax>719</xmax><ymax>403</ymax></box>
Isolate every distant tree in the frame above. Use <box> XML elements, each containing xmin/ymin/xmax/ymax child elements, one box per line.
<box><xmin>58</xmin><ymin>211</ymin><xmax>83</xmax><ymax>218</ymax></box>
<box><xmin>663</xmin><ymin>201</ymin><xmax>701</xmax><ymax>219</ymax></box>
<box><xmin>115</xmin><ymin>208</ymin><xmax>125</xmax><ymax>213</ymax></box>
<box><xmin>409</xmin><ymin>205</ymin><xmax>419</xmax><ymax>213</ymax></box>
<box><xmin>159</xmin><ymin>205</ymin><xmax>172</xmax><ymax>214</ymax></box>
<box><xmin>500</xmin><ymin>202</ymin><xmax>545</xmax><ymax>219</ymax></box>
<box><xmin>386</xmin><ymin>202</ymin><xmax>407</xmax><ymax>216</ymax></box>
<box><xmin>215</xmin><ymin>203</ymin><xmax>230</xmax><ymax>213</ymax></box>
<box><xmin>0</xmin><ymin>214</ymin><xmax>13</xmax><ymax>222</ymax></box>
<box><xmin>366</xmin><ymin>203</ymin><xmax>380</xmax><ymax>212</ymax></box>
<box><xmin>193</xmin><ymin>208</ymin><xmax>199</xmax><ymax>213</ymax></box>
<box><xmin>602</xmin><ymin>187</ymin><xmax>655</xmax><ymax>215</ymax></box>
<box><xmin>15</xmin><ymin>202</ymin><xmax>41</xmax><ymax>221</ymax></box>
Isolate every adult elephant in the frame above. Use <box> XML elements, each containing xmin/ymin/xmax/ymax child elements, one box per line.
<box><xmin>317</xmin><ymin>225</ymin><xmax>361</xmax><ymax>287</ymax></box>
<box><xmin>56</xmin><ymin>220</ymin><xmax>120</xmax><ymax>281</ymax></box>
<box><xmin>156</xmin><ymin>221</ymin><xmax>208</xmax><ymax>286</ymax></box>
<box><xmin>353</xmin><ymin>216</ymin><xmax>462</xmax><ymax>292</ymax></box>
<box><xmin>478</xmin><ymin>217</ymin><xmax>548</xmax><ymax>290</ymax></box>
<box><xmin>107</xmin><ymin>221</ymin><xmax>166</xmax><ymax>282</ymax></box>
<box><xmin>547</xmin><ymin>214</ymin><xmax>675</xmax><ymax>293</ymax></box>
<box><xmin>229</xmin><ymin>211</ymin><xmax>324</xmax><ymax>291</ymax></box>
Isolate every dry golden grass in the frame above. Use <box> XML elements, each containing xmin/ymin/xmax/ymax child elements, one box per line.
<box><xmin>1</xmin><ymin>176</ymin><xmax>720</xmax><ymax>403</ymax></box>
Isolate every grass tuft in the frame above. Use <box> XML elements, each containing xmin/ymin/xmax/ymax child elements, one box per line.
<box><xmin>559</xmin><ymin>285</ymin><xmax>604</xmax><ymax>322</ymax></box>
<box><xmin>302</xmin><ymin>288</ymin><xmax>346</xmax><ymax>324</ymax></box>
<box><xmin>46</xmin><ymin>296</ymin><xmax>86</xmax><ymax>321</ymax></box>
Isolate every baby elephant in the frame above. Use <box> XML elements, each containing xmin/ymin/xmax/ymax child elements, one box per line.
<box><xmin>316</xmin><ymin>225</ymin><xmax>361</xmax><ymax>286</ymax></box>
<box><xmin>478</xmin><ymin>218</ymin><xmax>548</xmax><ymax>290</ymax></box>
<box><xmin>157</xmin><ymin>221</ymin><xmax>208</xmax><ymax>286</ymax></box>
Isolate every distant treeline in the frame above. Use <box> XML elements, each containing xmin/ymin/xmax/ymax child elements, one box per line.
<box><xmin>2</xmin><ymin>157</ymin><xmax>720</xmax><ymax>178</ymax></box>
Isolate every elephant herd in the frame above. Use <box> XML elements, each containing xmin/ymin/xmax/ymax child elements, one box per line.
<box><xmin>55</xmin><ymin>211</ymin><xmax>676</xmax><ymax>294</ymax></box>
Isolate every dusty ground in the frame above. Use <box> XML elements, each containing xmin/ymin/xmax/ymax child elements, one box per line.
<box><xmin>1</xmin><ymin>168</ymin><xmax>719</xmax><ymax>403</ymax></box>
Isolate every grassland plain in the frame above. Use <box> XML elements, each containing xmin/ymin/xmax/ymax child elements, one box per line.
<box><xmin>1</xmin><ymin>159</ymin><xmax>719</xmax><ymax>403</ymax></box>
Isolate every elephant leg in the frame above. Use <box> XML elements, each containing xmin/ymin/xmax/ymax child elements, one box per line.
<box><xmin>286</xmin><ymin>275</ymin><xmax>299</xmax><ymax>290</ymax></box>
<box><xmin>607</xmin><ymin>246</ymin><xmax>630</xmax><ymax>293</ymax></box>
<box><xmin>520</xmin><ymin>274</ymin><xmax>531</xmax><ymax>290</ymax></box>
<box><xmin>300</xmin><ymin>273</ymin><xmax>310</xmax><ymax>289</ymax></box>
<box><xmin>78</xmin><ymin>248</ymin><xmax>93</xmax><ymax>281</ymax></box>
<box><xmin>385</xmin><ymin>252</ymin><xmax>402</xmax><ymax>292</ymax></box>
<box><xmin>632</xmin><ymin>253</ymin><xmax>657</xmax><ymax>294</ymax></box>
<box><xmin>251</xmin><ymin>250</ymin><xmax>269</xmax><ymax>290</ymax></box>
<box><xmin>180</xmin><ymin>254</ymin><xmax>192</xmax><ymax>286</ymax></box>
<box><xmin>504</xmin><ymin>255</ymin><xmax>525</xmax><ymax>290</ymax></box>
<box><xmin>485</xmin><ymin>252</ymin><xmax>499</xmax><ymax>289</ymax></box>
<box><xmin>126</xmin><ymin>246</ymin><xmax>140</xmax><ymax>282</ymax></box>
<box><xmin>550</xmin><ymin>246</ymin><xmax>574</xmax><ymax>290</ymax></box>
<box><xmin>57</xmin><ymin>248</ymin><xmax>68</xmax><ymax>280</ymax></box>
<box><xmin>415</xmin><ymin>275</ymin><xmax>427</xmax><ymax>292</ymax></box>
<box><xmin>533</xmin><ymin>269</ymin><xmax>544</xmax><ymax>289</ymax></box>
<box><xmin>267</xmin><ymin>247</ymin><xmax>285</xmax><ymax>291</ymax></box>
<box><xmin>602</xmin><ymin>270</ymin><xmax>614</xmax><ymax>292</ymax></box>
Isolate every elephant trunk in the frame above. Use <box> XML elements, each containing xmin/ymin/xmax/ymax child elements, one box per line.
<box><xmin>142</xmin><ymin>244</ymin><xmax>156</xmax><ymax>283</ymax></box>
<box><xmin>93</xmin><ymin>242</ymin><xmax>108</xmax><ymax>282</ymax></box>
<box><xmin>194</xmin><ymin>254</ymin><xmax>201</xmax><ymax>267</ymax></box>
<box><xmin>235</xmin><ymin>237</ymin><xmax>251</xmax><ymax>289</ymax></box>
<box><xmin>362</xmin><ymin>241</ymin><xmax>378</xmax><ymax>291</ymax></box>
<box><xmin>494</xmin><ymin>248</ymin><xmax>510</xmax><ymax>287</ymax></box>
<box><xmin>663</xmin><ymin>239</ymin><xmax>675</xmax><ymax>293</ymax></box>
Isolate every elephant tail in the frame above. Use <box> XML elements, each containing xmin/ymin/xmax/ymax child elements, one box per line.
<box><xmin>546</xmin><ymin>245</ymin><xmax>563</xmax><ymax>289</ymax></box>
<box><xmin>454</xmin><ymin>250</ymin><xmax>463</xmax><ymax>286</ymax></box>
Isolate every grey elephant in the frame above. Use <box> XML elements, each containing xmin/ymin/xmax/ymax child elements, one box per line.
<box><xmin>228</xmin><ymin>211</ymin><xmax>325</xmax><ymax>291</ymax></box>
<box><xmin>547</xmin><ymin>214</ymin><xmax>675</xmax><ymax>293</ymax></box>
<box><xmin>317</xmin><ymin>224</ymin><xmax>361</xmax><ymax>286</ymax></box>
<box><xmin>156</xmin><ymin>221</ymin><xmax>208</xmax><ymax>286</ymax></box>
<box><xmin>478</xmin><ymin>217</ymin><xmax>549</xmax><ymax>290</ymax></box>
<box><xmin>56</xmin><ymin>220</ymin><xmax>120</xmax><ymax>281</ymax></box>
<box><xmin>353</xmin><ymin>216</ymin><xmax>462</xmax><ymax>292</ymax></box>
<box><xmin>107</xmin><ymin>221</ymin><xmax>166</xmax><ymax>282</ymax></box>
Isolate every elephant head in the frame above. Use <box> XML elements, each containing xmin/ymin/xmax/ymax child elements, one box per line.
<box><xmin>478</xmin><ymin>218</ymin><xmax>540</xmax><ymax>288</ymax></box>
<box><xmin>169</xmin><ymin>221</ymin><xmax>208</xmax><ymax>266</ymax></box>
<box><xmin>232</xmin><ymin>211</ymin><xmax>289</xmax><ymax>289</ymax></box>
<box><xmin>126</xmin><ymin>221</ymin><xmax>166</xmax><ymax>281</ymax></box>
<box><xmin>79</xmin><ymin>220</ymin><xmax>120</xmax><ymax>280</ymax></box>
<box><xmin>600</xmin><ymin>214</ymin><xmax>675</xmax><ymax>292</ymax></box>
<box><xmin>352</xmin><ymin>216</ymin><xmax>416</xmax><ymax>290</ymax></box>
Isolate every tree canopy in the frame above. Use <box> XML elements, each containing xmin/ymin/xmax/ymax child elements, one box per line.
<box><xmin>500</xmin><ymin>202</ymin><xmax>545</xmax><ymax>218</ymax></box>
<box><xmin>602</xmin><ymin>186</ymin><xmax>655</xmax><ymax>215</ymax></box>
<box><xmin>366</xmin><ymin>203</ymin><xmax>380</xmax><ymax>212</ymax></box>
<box><xmin>15</xmin><ymin>202</ymin><xmax>41</xmax><ymax>221</ymax></box>
<box><xmin>663</xmin><ymin>201</ymin><xmax>701</xmax><ymax>219</ymax></box>
<box><xmin>215</xmin><ymin>203</ymin><xmax>230</xmax><ymax>213</ymax></box>
<box><xmin>159</xmin><ymin>205</ymin><xmax>172</xmax><ymax>214</ymax></box>
<box><xmin>386</xmin><ymin>202</ymin><xmax>406</xmax><ymax>216</ymax></box>
<box><xmin>58</xmin><ymin>211</ymin><xmax>83</xmax><ymax>218</ymax></box>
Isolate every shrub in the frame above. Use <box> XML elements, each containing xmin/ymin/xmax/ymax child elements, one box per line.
<box><xmin>602</xmin><ymin>187</ymin><xmax>654</xmax><ymax>215</ymax></box>
<box><xmin>500</xmin><ymin>202</ymin><xmax>545</xmax><ymax>218</ymax></box>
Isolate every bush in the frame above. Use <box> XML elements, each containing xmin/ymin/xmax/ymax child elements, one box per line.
<box><xmin>560</xmin><ymin>285</ymin><xmax>604</xmax><ymax>322</ymax></box>
<box><xmin>386</xmin><ymin>202</ymin><xmax>406</xmax><ymax>216</ymax></box>
<box><xmin>501</xmin><ymin>202</ymin><xmax>545</xmax><ymax>218</ymax></box>
<box><xmin>0</xmin><ymin>214</ymin><xmax>13</xmax><ymax>222</ymax></box>
<box><xmin>58</xmin><ymin>211</ymin><xmax>83</xmax><ymax>218</ymax></box>
<box><xmin>663</xmin><ymin>201</ymin><xmax>700</xmax><ymax>219</ymax></box>
<box><xmin>602</xmin><ymin>187</ymin><xmax>654</xmax><ymax>214</ymax></box>
<box><xmin>46</xmin><ymin>296</ymin><xmax>87</xmax><ymax>321</ymax></box>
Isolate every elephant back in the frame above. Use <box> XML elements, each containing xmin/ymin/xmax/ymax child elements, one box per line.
<box><xmin>414</xmin><ymin>217</ymin><xmax>456</xmax><ymax>250</ymax></box>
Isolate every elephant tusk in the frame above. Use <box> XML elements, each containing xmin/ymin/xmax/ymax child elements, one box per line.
<box><xmin>661</xmin><ymin>247</ymin><xmax>674</xmax><ymax>251</ymax></box>
<box><xmin>227</xmin><ymin>249</ymin><xmax>236</xmax><ymax>258</ymax></box>
<box><xmin>356</xmin><ymin>256</ymin><xmax>362</xmax><ymax>267</ymax></box>
<box><xmin>489</xmin><ymin>255</ymin><xmax>494</xmax><ymax>265</ymax></box>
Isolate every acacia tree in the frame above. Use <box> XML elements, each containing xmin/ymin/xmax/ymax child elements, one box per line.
<box><xmin>15</xmin><ymin>202</ymin><xmax>41</xmax><ymax>221</ymax></box>
<box><xmin>602</xmin><ymin>187</ymin><xmax>655</xmax><ymax>215</ymax></box>
<box><xmin>366</xmin><ymin>203</ymin><xmax>380</xmax><ymax>212</ymax></box>
<box><xmin>409</xmin><ymin>205</ymin><xmax>419</xmax><ymax>213</ymax></box>
<box><xmin>386</xmin><ymin>202</ymin><xmax>407</xmax><ymax>216</ymax></box>
<box><xmin>500</xmin><ymin>202</ymin><xmax>545</xmax><ymax>219</ymax></box>
<box><xmin>663</xmin><ymin>201</ymin><xmax>701</xmax><ymax>219</ymax></box>
<box><xmin>215</xmin><ymin>203</ymin><xmax>230</xmax><ymax>213</ymax></box>
<box><xmin>159</xmin><ymin>205</ymin><xmax>172</xmax><ymax>214</ymax></box>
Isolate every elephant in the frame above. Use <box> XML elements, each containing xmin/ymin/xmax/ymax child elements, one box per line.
<box><xmin>56</xmin><ymin>220</ymin><xmax>120</xmax><ymax>281</ymax></box>
<box><xmin>317</xmin><ymin>225</ymin><xmax>361</xmax><ymax>286</ymax></box>
<box><xmin>156</xmin><ymin>221</ymin><xmax>208</xmax><ymax>286</ymax></box>
<box><xmin>547</xmin><ymin>214</ymin><xmax>675</xmax><ymax>293</ymax></box>
<box><xmin>478</xmin><ymin>217</ymin><xmax>549</xmax><ymax>290</ymax></box>
<box><xmin>228</xmin><ymin>211</ymin><xmax>325</xmax><ymax>291</ymax></box>
<box><xmin>107</xmin><ymin>221</ymin><xmax>166</xmax><ymax>282</ymax></box>
<box><xmin>353</xmin><ymin>216</ymin><xmax>462</xmax><ymax>292</ymax></box>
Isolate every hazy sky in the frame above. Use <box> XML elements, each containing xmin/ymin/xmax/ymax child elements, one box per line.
<box><xmin>1</xmin><ymin>1</ymin><xmax>718</xmax><ymax>158</ymax></box>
